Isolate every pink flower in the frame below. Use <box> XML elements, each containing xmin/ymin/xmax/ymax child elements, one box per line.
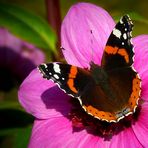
<box><xmin>18</xmin><ymin>3</ymin><xmax>148</xmax><ymax>147</ymax></box>
<box><xmin>0</xmin><ymin>28</ymin><xmax>45</xmax><ymax>91</ymax></box>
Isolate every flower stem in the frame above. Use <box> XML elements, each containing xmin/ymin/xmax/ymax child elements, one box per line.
<box><xmin>45</xmin><ymin>0</ymin><xmax>61</xmax><ymax>50</ymax></box>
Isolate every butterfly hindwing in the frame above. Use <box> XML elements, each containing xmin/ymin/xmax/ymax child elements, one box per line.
<box><xmin>38</xmin><ymin>63</ymin><xmax>93</xmax><ymax>98</ymax></box>
<box><xmin>101</xmin><ymin>15</ymin><xmax>134</xmax><ymax>70</ymax></box>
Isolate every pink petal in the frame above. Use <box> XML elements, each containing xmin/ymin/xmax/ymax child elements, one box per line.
<box><xmin>61</xmin><ymin>2</ymin><xmax>115</xmax><ymax>68</ymax></box>
<box><xmin>109</xmin><ymin>128</ymin><xmax>142</xmax><ymax>148</ymax></box>
<box><xmin>132</xmin><ymin>102</ymin><xmax>148</xmax><ymax>147</ymax></box>
<box><xmin>0</xmin><ymin>28</ymin><xmax>45</xmax><ymax>80</ymax></box>
<box><xmin>0</xmin><ymin>28</ymin><xmax>21</xmax><ymax>50</ymax></box>
<box><xmin>28</xmin><ymin>116</ymin><xmax>142</xmax><ymax>147</ymax></box>
<box><xmin>29</xmin><ymin>117</ymin><xmax>107</xmax><ymax>148</ymax></box>
<box><xmin>133</xmin><ymin>35</ymin><xmax>148</xmax><ymax>101</ymax></box>
<box><xmin>18</xmin><ymin>68</ymin><xmax>72</xmax><ymax>119</ymax></box>
<box><xmin>20</xmin><ymin>42</ymin><xmax>45</xmax><ymax>66</ymax></box>
<box><xmin>0</xmin><ymin>28</ymin><xmax>45</xmax><ymax>66</ymax></box>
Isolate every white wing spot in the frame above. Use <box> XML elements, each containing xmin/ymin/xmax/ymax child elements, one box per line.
<box><xmin>53</xmin><ymin>74</ymin><xmax>59</xmax><ymax>79</ymax></box>
<box><xmin>125</xmin><ymin>28</ymin><xmax>127</xmax><ymax>31</ymax></box>
<box><xmin>43</xmin><ymin>64</ymin><xmax>47</xmax><ymax>68</ymax></box>
<box><xmin>62</xmin><ymin>77</ymin><xmax>65</xmax><ymax>80</ymax></box>
<box><xmin>122</xmin><ymin>42</ymin><xmax>124</xmax><ymax>45</ymax></box>
<box><xmin>120</xmin><ymin>19</ymin><xmax>123</xmax><ymax>24</ymax></box>
<box><xmin>53</xmin><ymin>63</ymin><xmax>61</xmax><ymax>73</ymax></box>
<box><xmin>113</xmin><ymin>28</ymin><xmax>121</xmax><ymax>39</ymax></box>
<box><xmin>123</xmin><ymin>33</ymin><xmax>127</xmax><ymax>39</ymax></box>
<box><xmin>49</xmin><ymin>72</ymin><xmax>52</xmax><ymax>75</ymax></box>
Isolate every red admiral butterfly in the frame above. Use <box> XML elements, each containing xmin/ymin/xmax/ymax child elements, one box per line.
<box><xmin>38</xmin><ymin>15</ymin><xmax>141</xmax><ymax>123</ymax></box>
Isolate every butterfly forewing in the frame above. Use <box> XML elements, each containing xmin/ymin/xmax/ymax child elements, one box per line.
<box><xmin>38</xmin><ymin>63</ymin><xmax>93</xmax><ymax>98</ymax></box>
<box><xmin>101</xmin><ymin>15</ymin><xmax>134</xmax><ymax>70</ymax></box>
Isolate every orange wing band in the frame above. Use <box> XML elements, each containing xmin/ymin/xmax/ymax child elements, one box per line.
<box><xmin>83</xmin><ymin>105</ymin><xmax>117</xmax><ymax>122</ymax></box>
<box><xmin>128</xmin><ymin>75</ymin><xmax>141</xmax><ymax>111</ymax></box>
<box><xmin>67</xmin><ymin>66</ymin><xmax>78</xmax><ymax>93</ymax></box>
<box><xmin>105</xmin><ymin>46</ymin><xmax>129</xmax><ymax>63</ymax></box>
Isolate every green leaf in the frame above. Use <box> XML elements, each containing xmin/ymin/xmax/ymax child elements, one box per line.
<box><xmin>0</xmin><ymin>126</ymin><xmax>32</xmax><ymax>148</ymax></box>
<box><xmin>0</xmin><ymin>3</ymin><xmax>57</xmax><ymax>53</ymax></box>
<box><xmin>0</xmin><ymin>109</ymin><xmax>34</xmax><ymax>134</ymax></box>
<box><xmin>0</xmin><ymin>109</ymin><xmax>33</xmax><ymax>147</ymax></box>
<box><xmin>0</xmin><ymin>87</ymin><xmax>23</xmax><ymax>111</ymax></box>
<box><xmin>128</xmin><ymin>12</ymin><xmax>148</xmax><ymax>25</ymax></box>
<box><xmin>13</xmin><ymin>126</ymin><xmax>32</xmax><ymax>148</ymax></box>
<box><xmin>0</xmin><ymin>101</ymin><xmax>22</xmax><ymax>110</ymax></box>
<box><xmin>114</xmin><ymin>12</ymin><xmax>148</xmax><ymax>25</ymax></box>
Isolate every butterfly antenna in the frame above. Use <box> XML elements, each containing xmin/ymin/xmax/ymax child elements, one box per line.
<box><xmin>89</xmin><ymin>29</ymin><xmax>95</xmax><ymax>65</ymax></box>
<box><xmin>60</xmin><ymin>46</ymin><xmax>90</xmax><ymax>67</ymax></box>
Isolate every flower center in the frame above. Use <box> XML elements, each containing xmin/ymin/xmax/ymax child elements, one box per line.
<box><xmin>69</xmin><ymin>98</ymin><xmax>141</xmax><ymax>140</ymax></box>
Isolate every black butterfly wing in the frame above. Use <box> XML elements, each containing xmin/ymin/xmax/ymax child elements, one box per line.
<box><xmin>101</xmin><ymin>15</ymin><xmax>134</xmax><ymax>70</ymax></box>
<box><xmin>38</xmin><ymin>63</ymin><xmax>93</xmax><ymax>98</ymax></box>
<box><xmin>104</xmin><ymin>67</ymin><xmax>141</xmax><ymax>115</ymax></box>
<box><xmin>97</xmin><ymin>15</ymin><xmax>141</xmax><ymax>122</ymax></box>
<box><xmin>38</xmin><ymin>15</ymin><xmax>141</xmax><ymax>123</ymax></box>
<box><xmin>38</xmin><ymin>63</ymin><xmax>119</xmax><ymax>122</ymax></box>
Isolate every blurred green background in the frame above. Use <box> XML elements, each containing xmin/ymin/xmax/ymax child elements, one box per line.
<box><xmin>1</xmin><ymin>0</ymin><xmax>148</xmax><ymax>35</ymax></box>
<box><xmin>0</xmin><ymin>0</ymin><xmax>147</xmax><ymax>147</ymax></box>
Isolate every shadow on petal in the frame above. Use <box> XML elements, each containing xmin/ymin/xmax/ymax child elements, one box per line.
<box><xmin>41</xmin><ymin>85</ymin><xmax>73</xmax><ymax>118</ymax></box>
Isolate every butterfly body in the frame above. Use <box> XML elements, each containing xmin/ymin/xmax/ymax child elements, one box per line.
<box><xmin>38</xmin><ymin>15</ymin><xmax>141</xmax><ymax>123</ymax></box>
